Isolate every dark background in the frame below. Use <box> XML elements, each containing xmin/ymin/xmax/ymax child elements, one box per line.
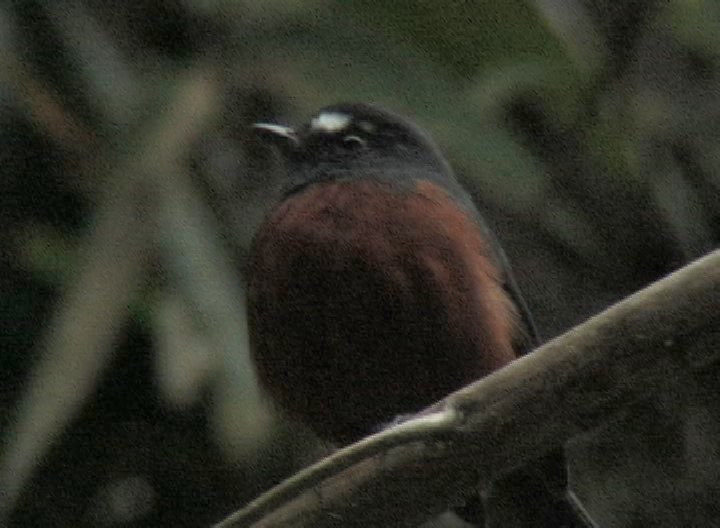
<box><xmin>1</xmin><ymin>1</ymin><xmax>719</xmax><ymax>526</ymax></box>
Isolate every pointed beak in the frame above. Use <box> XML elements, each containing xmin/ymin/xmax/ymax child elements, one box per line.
<box><xmin>252</xmin><ymin>123</ymin><xmax>299</xmax><ymax>151</ymax></box>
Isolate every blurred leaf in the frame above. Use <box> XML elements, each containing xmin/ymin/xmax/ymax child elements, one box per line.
<box><xmin>0</xmin><ymin>65</ymin><xmax>222</xmax><ymax>520</ymax></box>
<box><xmin>46</xmin><ymin>2</ymin><xmax>142</xmax><ymax>127</ymax></box>
<box><xmin>341</xmin><ymin>0</ymin><xmax>566</xmax><ymax>79</ymax></box>
<box><xmin>153</xmin><ymin>293</ymin><xmax>216</xmax><ymax>409</ymax></box>
<box><xmin>534</xmin><ymin>0</ymin><xmax>604</xmax><ymax>70</ymax></box>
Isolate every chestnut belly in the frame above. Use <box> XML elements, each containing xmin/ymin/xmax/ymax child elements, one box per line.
<box><xmin>247</xmin><ymin>178</ymin><xmax>518</xmax><ymax>445</ymax></box>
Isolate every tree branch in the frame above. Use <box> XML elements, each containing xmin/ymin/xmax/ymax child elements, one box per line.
<box><xmin>215</xmin><ymin>250</ymin><xmax>720</xmax><ymax>528</ymax></box>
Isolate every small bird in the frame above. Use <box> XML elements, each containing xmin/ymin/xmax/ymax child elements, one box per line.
<box><xmin>247</xmin><ymin>102</ymin><xmax>596</xmax><ymax>527</ymax></box>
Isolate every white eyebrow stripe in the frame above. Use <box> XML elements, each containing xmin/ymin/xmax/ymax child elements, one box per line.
<box><xmin>310</xmin><ymin>112</ymin><xmax>352</xmax><ymax>132</ymax></box>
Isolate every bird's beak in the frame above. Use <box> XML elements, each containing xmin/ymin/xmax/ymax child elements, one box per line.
<box><xmin>252</xmin><ymin>123</ymin><xmax>299</xmax><ymax>151</ymax></box>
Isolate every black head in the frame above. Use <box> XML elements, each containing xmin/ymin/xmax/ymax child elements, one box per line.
<box><xmin>253</xmin><ymin>102</ymin><xmax>460</xmax><ymax>195</ymax></box>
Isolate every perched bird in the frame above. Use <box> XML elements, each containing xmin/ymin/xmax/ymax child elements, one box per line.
<box><xmin>246</xmin><ymin>102</ymin><xmax>596</xmax><ymax>527</ymax></box>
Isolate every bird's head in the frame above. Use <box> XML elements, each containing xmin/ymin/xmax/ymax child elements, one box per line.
<box><xmin>253</xmin><ymin>102</ymin><xmax>457</xmax><ymax>195</ymax></box>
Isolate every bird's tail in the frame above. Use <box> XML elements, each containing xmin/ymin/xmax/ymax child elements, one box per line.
<box><xmin>456</xmin><ymin>450</ymin><xmax>598</xmax><ymax>528</ymax></box>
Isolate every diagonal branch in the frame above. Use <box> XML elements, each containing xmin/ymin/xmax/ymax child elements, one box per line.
<box><xmin>214</xmin><ymin>249</ymin><xmax>720</xmax><ymax>528</ymax></box>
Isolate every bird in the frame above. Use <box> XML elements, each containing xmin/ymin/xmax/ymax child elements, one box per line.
<box><xmin>246</xmin><ymin>102</ymin><xmax>597</xmax><ymax>527</ymax></box>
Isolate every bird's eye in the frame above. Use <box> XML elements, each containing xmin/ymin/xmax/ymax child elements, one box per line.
<box><xmin>342</xmin><ymin>135</ymin><xmax>367</xmax><ymax>150</ymax></box>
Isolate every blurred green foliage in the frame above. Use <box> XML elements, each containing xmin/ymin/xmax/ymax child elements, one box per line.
<box><xmin>1</xmin><ymin>0</ymin><xmax>718</xmax><ymax>526</ymax></box>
